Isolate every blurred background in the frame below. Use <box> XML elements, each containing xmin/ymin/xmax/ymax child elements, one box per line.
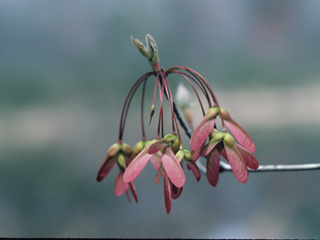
<box><xmin>1</xmin><ymin>0</ymin><xmax>320</xmax><ymax>238</ymax></box>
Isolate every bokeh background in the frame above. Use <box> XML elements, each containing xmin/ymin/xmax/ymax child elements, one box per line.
<box><xmin>1</xmin><ymin>0</ymin><xmax>320</xmax><ymax>238</ymax></box>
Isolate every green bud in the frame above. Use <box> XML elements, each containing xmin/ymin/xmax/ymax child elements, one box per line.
<box><xmin>145</xmin><ymin>36</ymin><xmax>153</xmax><ymax>59</ymax></box>
<box><xmin>148</xmin><ymin>59</ymin><xmax>153</xmax><ymax>69</ymax></box>
<box><xmin>131</xmin><ymin>34</ymin><xmax>160</xmax><ymax>72</ymax></box>
<box><xmin>150</xmin><ymin>105</ymin><xmax>155</xmax><ymax>117</ymax></box>
<box><xmin>131</xmin><ymin>35</ymin><xmax>150</xmax><ymax>59</ymax></box>
<box><xmin>151</xmin><ymin>54</ymin><xmax>160</xmax><ymax>66</ymax></box>
<box><xmin>146</xmin><ymin>34</ymin><xmax>158</xmax><ymax>57</ymax></box>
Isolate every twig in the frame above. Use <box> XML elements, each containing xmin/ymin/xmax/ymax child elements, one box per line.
<box><xmin>172</xmin><ymin>100</ymin><xmax>320</xmax><ymax>173</ymax></box>
<box><xmin>249</xmin><ymin>163</ymin><xmax>320</xmax><ymax>172</ymax></box>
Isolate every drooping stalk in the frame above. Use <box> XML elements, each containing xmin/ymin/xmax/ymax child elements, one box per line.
<box><xmin>161</xmin><ymin>71</ymin><xmax>183</xmax><ymax>143</ymax></box>
<box><xmin>149</xmin><ymin>72</ymin><xmax>158</xmax><ymax>126</ymax></box>
<box><xmin>161</xmin><ymin>72</ymin><xmax>176</xmax><ymax>135</ymax></box>
<box><xmin>118</xmin><ymin>71</ymin><xmax>153</xmax><ymax>141</ymax></box>
<box><xmin>167</xmin><ymin>70</ymin><xmax>206</xmax><ymax>116</ymax></box>
<box><xmin>157</xmin><ymin>73</ymin><xmax>165</xmax><ymax>139</ymax></box>
<box><xmin>167</xmin><ymin>66</ymin><xmax>226</xmax><ymax>132</ymax></box>
<box><xmin>166</xmin><ymin>70</ymin><xmax>211</xmax><ymax>109</ymax></box>
<box><xmin>141</xmin><ymin>79</ymin><xmax>147</xmax><ymax>140</ymax></box>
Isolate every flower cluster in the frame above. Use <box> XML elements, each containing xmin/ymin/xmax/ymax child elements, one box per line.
<box><xmin>97</xmin><ymin>34</ymin><xmax>259</xmax><ymax>214</ymax></box>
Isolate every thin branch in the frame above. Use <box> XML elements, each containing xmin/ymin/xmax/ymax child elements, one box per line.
<box><xmin>172</xmin><ymin>98</ymin><xmax>320</xmax><ymax>173</ymax></box>
<box><xmin>172</xmin><ymin>99</ymin><xmax>193</xmax><ymax>139</ymax></box>
<box><xmin>249</xmin><ymin>163</ymin><xmax>320</xmax><ymax>172</ymax></box>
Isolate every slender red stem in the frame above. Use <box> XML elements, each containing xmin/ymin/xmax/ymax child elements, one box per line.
<box><xmin>157</xmin><ymin>73</ymin><xmax>164</xmax><ymax>139</ymax></box>
<box><xmin>118</xmin><ymin>71</ymin><xmax>154</xmax><ymax>141</ymax></box>
<box><xmin>149</xmin><ymin>73</ymin><xmax>158</xmax><ymax>126</ymax></box>
<box><xmin>167</xmin><ymin>66</ymin><xmax>226</xmax><ymax>131</ymax></box>
<box><xmin>161</xmin><ymin>72</ymin><xmax>176</xmax><ymax>134</ymax></box>
<box><xmin>141</xmin><ymin>79</ymin><xmax>147</xmax><ymax>140</ymax></box>
<box><xmin>167</xmin><ymin>70</ymin><xmax>206</xmax><ymax>116</ymax></box>
<box><xmin>166</xmin><ymin>70</ymin><xmax>211</xmax><ymax>109</ymax></box>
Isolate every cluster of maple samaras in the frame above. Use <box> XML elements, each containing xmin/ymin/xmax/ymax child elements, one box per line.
<box><xmin>96</xmin><ymin>35</ymin><xmax>259</xmax><ymax>214</ymax></box>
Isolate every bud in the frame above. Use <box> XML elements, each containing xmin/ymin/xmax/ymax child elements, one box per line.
<box><xmin>150</xmin><ymin>105</ymin><xmax>156</xmax><ymax>116</ymax></box>
<box><xmin>131</xmin><ymin>34</ymin><xmax>160</xmax><ymax>72</ymax></box>
<box><xmin>146</xmin><ymin>34</ymin><xmax>158</xmax><ymax>58</ymax></box>
<box><xmin>131</xmin><ymin>35</ymin><xmax>150</xmax><ymax>59</ymax></box>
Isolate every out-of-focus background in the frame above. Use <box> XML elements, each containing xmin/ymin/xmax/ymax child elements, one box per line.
<box><xmin>1</xmin><ymin>0</ymin><xmax>320</xmax><ymax>238</ymax></box>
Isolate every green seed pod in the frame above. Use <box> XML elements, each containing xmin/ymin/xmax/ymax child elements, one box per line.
<box><xmin>145</xmin><ymin>139</ymin><xmax>158</xmax><ymax>149</ymax></box>
<box><xmin>212</xmin><ymin>132</ymin><xmax>226</xmax><ymax>142</ymax></box>
<box><xmin>133</xmin><ymin>140</ymin><xmax>148</xmax><ymax>153</ymax></box>
<box><xmin>183</xmin><ymin>150</ymin><xmax>193</xmax><ymax>162</ymax></box>
<box><xmin>107</xmin><ymin>143</ymin><xmax>121</xmax><ymax>158</ymax></box>
<box><xmin>175</xmin><ymin>150</ymin><xmax>185</xmax><ymax>164</ymax></box>
<box><xmin>163</xmin><ymin>134</ymin><xmax>176</xmax><ymax>143</ymax></box>
<box><xmin>171</xmin><ymin>136</ymin><xmax>180</xmax><ymax>154</ymax></box>
<box><xmin>163</xmin><ymin>134</ymin><xmax>180</xmax><ymax>153</ymax></box>
<box><xmin>209</xmin><ymin>128</ymin><xmax>220</xmax><ymax>139</ymax></box>
<box><xmin>205</xmin><ymin>106</ymin><xmax>220</xmax><ymax>118</ymax></box>
<box><xmin>127</xmin><ymin>141</ymin><xmax>146</xmax><ymax>165</ymax></box>
<box><xmin>117</xmin><ymin>153</ymin><xmax>126</xmax><ymax>169</ymax></box>
<box><xmin>129</xmin><ymin>140</ymin><xmax>148</xmax><ymax>162</ymax></box>
<box><xmin>222</xmin><ymin>133</ymin><xmax>236</xmax><ymax>148</ymax></box>
<box><xmin>121</xmin><ymin>143</ymin><xmax>132</xmax><ymax>157</ymax></box>
<box><xmin>219</xmin><ymin>107</ymin><xmax>230</xmax><ymax>119</ymax></box>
